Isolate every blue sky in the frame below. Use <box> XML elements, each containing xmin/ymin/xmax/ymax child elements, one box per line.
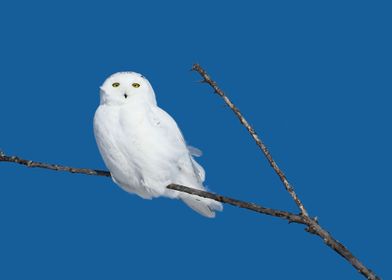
<box><xmin>0</xmin><ymin>1</ymin><xmax>390</xmax><ymax>279</ymax></box>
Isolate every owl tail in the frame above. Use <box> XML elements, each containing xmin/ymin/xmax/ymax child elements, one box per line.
<box><xmin>179</xmin><ymin>193</ymin><xmax>223</xmax><ymax>218</ymax></box>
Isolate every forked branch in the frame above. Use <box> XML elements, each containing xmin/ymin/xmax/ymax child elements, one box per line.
<box><xmin>0</xmin><ymin>65</ymin><xmax>379</xmax><ymax>279</ymax></box>
<box><xmin>190</xmin><ymin>64</ymin><xmax>378</xmax><ymax>280</ymax></box>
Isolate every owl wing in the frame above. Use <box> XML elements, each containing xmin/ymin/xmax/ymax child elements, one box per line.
<box><xmin>150</xmin><ymin>106</ymin><xmax>206</xmax><ymax>183</ymax></box>
<box><xmin>150</xmin><ymin>106</ymin><xmax>186</xmax><ymax>148</ymax></box>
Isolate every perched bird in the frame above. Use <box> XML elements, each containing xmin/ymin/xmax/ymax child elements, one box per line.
<box><xmin>93</xmin><ymin>72</ymin><xmax>222</xmax><ymax>217</ymax></box>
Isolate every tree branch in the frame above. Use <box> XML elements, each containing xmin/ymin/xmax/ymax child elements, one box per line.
<box><xmin>190</xmin><ymin>64</ymin><xmax>379</xmax><ymax>280</ymax></box>
<box><xmin>0</xmin><ymin>151</ymin><xmax>304</xmax><ymax>224</ymax></box>
<box><xmin>168</xmin><ymin>184</ymin><xmax>378</xmax><ymax>280</ymax></box>
<box><xmin>192</xmin><ymin>64</ymin><xmax>309</xmax><ymax>217</ymax></box>
<box><xmin>167</xmin><ymin>184</ymin><xmax>306</xmax><ymax>224</ymax></box>
<box><xmin>0</xmin><ymin>152</ymin><xmax>110</xmax><ymax>177</ymax></box>
<box><xmin>0</xmin><ymin>151</ymin><xmax>380</xmax><ymax>280</ymax></box>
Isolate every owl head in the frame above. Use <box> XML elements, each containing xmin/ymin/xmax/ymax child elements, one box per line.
<box><xmin>99</xmin><ymin>72</ymin><xmax>157</xmax><ymax>106</ymax></box>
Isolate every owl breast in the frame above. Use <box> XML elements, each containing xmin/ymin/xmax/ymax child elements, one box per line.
<box><xmin>94</xmin><ymin>103</ymin><xmax>183</xmax><ymax>198</ymax></box>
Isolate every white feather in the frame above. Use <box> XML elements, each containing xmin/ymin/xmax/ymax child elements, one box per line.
<box><xmin>187</xmin><ymin>145</ymin><xmax>203</xmax><ymax>157</ymax></box>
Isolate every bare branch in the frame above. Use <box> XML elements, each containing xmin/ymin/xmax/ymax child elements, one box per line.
<box><xmin>167</xmin><ymin>184</ymin><xmax>305</xmax><ymax>224</ymax></box>
<box><xmin>170</xmin><ymin>182</ymin><xmax>378</xmax><ymax>279</ymax></box>
<box><xmin>191</xmin><ymin>64</ymin><xmax>309</xmax><ymax>217</ymax></box>
<box><xmin>0</xmin><ymin>152</ymin><xmax>110</xmax><ymax>177</ymax></box>
<box><xmin>0</xmin><ymin>152</ymin><xmax>303</xmax><ymax>223</ymax></box>
<box><xmin>0</xmin><ymin>151</ymin><xmax>380</xmax><ymax>279</ymax></box>
<box><xmin>190</xmin><ymin>64</ymin><xmax>379</xmax><ymax>280</ymax></box>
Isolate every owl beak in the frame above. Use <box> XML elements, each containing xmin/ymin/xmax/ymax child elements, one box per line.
<box><xmin>99</xmin><ymin>86</ymin><xmax>106</xmax><ymax>94</ymax></box>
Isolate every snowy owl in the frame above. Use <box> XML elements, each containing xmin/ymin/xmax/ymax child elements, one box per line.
<box><xmin>93</xmin><ymin>71</ymin><xmax>223</xmax><ymax>217</ymax></box>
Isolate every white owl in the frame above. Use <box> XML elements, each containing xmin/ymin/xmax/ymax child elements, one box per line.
<box><xmin>93</xmin><ymin>72</ymin><xmax>223</xmax><ymax>217</ymax></box>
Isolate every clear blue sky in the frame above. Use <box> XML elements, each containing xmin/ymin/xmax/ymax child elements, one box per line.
<box><xmin>0</xmin><ymin>1</ymin><xmax>390</xmax><ymax>279</ymax></box>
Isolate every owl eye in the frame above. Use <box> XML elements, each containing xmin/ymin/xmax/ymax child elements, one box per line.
<box><xmin>132</xmin><ymin>83</ymin><xmax>140</xmax><ymax>88</ymax></box>
<box><xmin>112</xmin><ymin>82</ymin><xmax>120</xmax><ymax>87</ymax></box>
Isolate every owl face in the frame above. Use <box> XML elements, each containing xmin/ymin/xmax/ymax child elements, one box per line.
<box><xmin>99</xmin><ymin>72</ymin><xmax>156</xmax><ymax>106</ymax></box>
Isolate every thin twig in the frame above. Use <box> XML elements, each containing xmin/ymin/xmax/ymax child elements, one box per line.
<box><xmin>0</xmin><ymin>152</ymin><xmax>380</xmax><ymax>279</ymax></box>
<box><xmin>0</xmin><ymin>153</ymin><xmax>111</xmax><ymax>177</ymax></box>
<box><xmin>192</xmin><ymin>64</ymin><xmax>309</xmax><ymax>217</ymax></box>
<box><xmin>190</xmin><ymin>64</ymin><xmax>379</xmax><ymax>280</ymax></box>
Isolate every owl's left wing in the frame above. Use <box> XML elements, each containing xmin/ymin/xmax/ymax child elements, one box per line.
<box><xmin>150</xmin><ymin>106</ymin><xmax>206</xmax><ymax>183</ymax></box>
<box><xmin>150</xmin><ymin>106</ymin><xmax>186</xmax><ymax>148</ymax></box>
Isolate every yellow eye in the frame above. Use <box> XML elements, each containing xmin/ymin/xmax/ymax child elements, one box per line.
<box><xmin>132</xmin><ymin>83</ymin><xmax>140</xmax><ymax>88</ymax></box>
<box><xmin>112</xmin><ymin>82</ymin><xmax>120</xmax><ymax>87</ymax></box>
